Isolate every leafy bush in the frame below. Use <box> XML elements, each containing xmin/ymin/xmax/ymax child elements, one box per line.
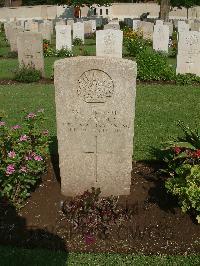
<box><xmin>0</xmin><ymin>110</ymin><xmax>49</xmax><ymax>207</ymax></box>
<box><xmin>136</xmin><ymin>49</ymin><xmax>175</xmax><ymax>81</ymax></box>
<box><xmin>124</xmin><ymin>37</ymin><xmax>148</xmax><ymax>57</ymax></box>
<box><xmin>55</xmin><ymin>48</ymin><xmax>73</xmax><ymax>58</ymax></box>
<box><xmin>6</xmin><ymin>51</ymin><xmax>18</xmax><ymax>58</ymax></box>
<box><xmin>168</xmin><ymin>32</ymin><xmax>178</xmax><ymax>58</ymax></box>
<box><xmin>158</xmin><ymin>122</ymin><xmax>200</xmax><ymax>223</ymax></box>
<box><xmin>14</xmin><ymin>65</ymin><xmax>41</xmax><ymax>83</ymax></box>
<box><xmin>175</xmin><ymin>73</ymin><xmax>200</xmax><ymax>85</ymax></box>
<box><xmin>62</xmin><ymin>187</ymin><xmax>131</xmax><ymax>242</ymax></box>
<box><xmin>73</xmin><ymin>37</ymin><xmax>83</xmax><ymax>46</ymax></box>
<box><xmin>165</xmin><ymin>164</ymin><xmax>200</xmax><ymax>223</ymax></box>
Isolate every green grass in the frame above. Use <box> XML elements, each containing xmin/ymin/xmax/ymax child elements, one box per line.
<box><xmin>0</xmin><ymin>246</ymin><xmax>199</xmax><ymax>266</ymax></box>
<box><xmin>1</xmin><ymin>83</ymin><xmax>200</xmax><ymax>160</ymax></box>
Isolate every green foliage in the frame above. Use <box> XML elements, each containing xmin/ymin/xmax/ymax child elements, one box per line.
<box><xmin>124</xmin><ymin>37</ymin><xmax>148</xmax><ymax>57</ymax></box>
<box><xmin>170</xmin><ymin>0</ymin><xmax>199</xmax><ymax>9</ymax></box>
<box><xmin>6</xmin><ymin>51</ymin><xmax>18</xmax><ymax>59</ymax></box>
<box><xmin>73</xmin><ymin>37</ymin><xmax>84</xmax><ymax>46</ymax></box>
<box><xmin>0</xmin><ymin>110</ymin><xmax>49</xmax><ymax>207</ymax></box>
<box><xmin>62</xmin><ymin>187</ymin><xmax>130</xmax><ymax>241</ymax></box>
<box><xmin>157</xmin><ymin>122</ymin><xmax>200</xmax><ymax>223</ymax></box>
<box><xmin>165</xmin><ymin>164</ymin><xmax>200</xmax><ymax>223</ymax></box>
<box><xmin>136</xmin><ymin>49</ymin><xmax>175</xmax><ymax>81</ymax></box>
<box><xmin>175</xmin><ymin>73</ymin><xmax>200</xmax><ymax>85</ymax></box>
<box><xmin>14</xmin><ymin>65</ymin><xmax>42</xmax><ymax>83</ymax></box>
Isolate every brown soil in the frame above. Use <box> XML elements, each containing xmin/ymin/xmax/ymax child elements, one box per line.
<box><xmin>0</xmin><ymin>158</ymin><xmax>199</xmax><ymax>255</ymax></box>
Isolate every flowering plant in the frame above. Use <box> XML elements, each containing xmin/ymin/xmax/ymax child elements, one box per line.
<box><xmin>62</xmin><ymin>187</ymin><xmax>131</xmax><ymax>243</ymax></box>
<box><xmin>0</xmin><ymin>110</ymin><xmax>49</xmax><ymax>207</ymax></box>
<box><xmin>158</xmin><ymin>121</ymin><xmax>200</xmax><ymax>223</ymax></box>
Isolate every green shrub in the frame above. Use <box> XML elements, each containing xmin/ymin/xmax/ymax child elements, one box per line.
<box><xmin>6</xmin><ymin>51</ymin><xmax>18</xmax><ymax>58</ymax></box>
<box><xmin>157</xmin><ymin>122</ymin><xmax>200</xmax><ymax>223</ymax></box>
<box><xmin>73</xmin><ymin>37</ymin><xmax>83</xmax><ymax>46</ymax></box>
<box><xmin>175</xmin><ymin>73</ymin><xmax>200</xmax><ymax>85</ymax></box>
<box><xmin>136</xmin><ymin>49</ymin><xmax>175</xmax><ymax>81</ymax></box>
<box><xmin>55</xmin><ymin>48</ymin><xmax>73</xmax><ymax>58</ymax></box>
<box><xmin>165</xmin><ymin>164</ymin><xmax>200</xmax><ymax>223</ymax></box>
<box><xmin>14</xmin><ymin>65</ymin><xmax>42</xmax><ymax>83</ymax></box>
<box><xmin>124</xmin><ymin>37</ymin><xmax>148</xmax><ymax>57</ymax></box>
<box><xmin>0</xmin><ymin>110</ymin><xmax>49</xmax><ymax>207</ymax></box>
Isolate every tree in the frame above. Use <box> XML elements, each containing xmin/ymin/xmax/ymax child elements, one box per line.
<box><xmin>160</xmin><ymin>0</ymin><xmax>199</xmax><ymax>21</ymax></box>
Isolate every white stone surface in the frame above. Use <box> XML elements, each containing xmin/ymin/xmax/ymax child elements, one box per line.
<box><xmin>39</xmin><ymin>22</ymin><xmax>52</xmax><ymax>42</ymax></box>
<box><xmin>176</xmin><ymin>31</ymin><xmax>200</xmax><ymax>76</ymax></box>
<box><xmin>17</xmin><ymin>31</ymin><xmax>44</xmax><ymax>76</ymax></box>
<box><xmin>84</xmin><ymin>20</ymin><xmax>96</xmax><ymax>34</ymax></box>
<box><xmin>54</xmin><ymin>56</ymin><xmax>137</xmax><ymax>197</ymax></box>
<box><xmin>153</xmin><ymin>21</ymin><xmax>169</xmax><ymax>52</ymax></box>
<box><xmin>96</xmin><ymin>29</ymin><xmax>123</xmax><ymax>58</ymax></box>
<box><xmin>140</xmin><ymin>21</ymin><xmax>154</xmax><ymax>40</ymax></box>
<box><xmin>55</xmin><ymin>25</ymin><xmax>72</xmax><ymax>51</ymax></box>
<box><xmin>73</xmin><ymin>22</ymin><xmax>84</xmax><ymax>43</ymax></box>
<box><xmin>132</xmin><ymin>20</ymin><xmax>140</xmax><ymax>31</ymax></box>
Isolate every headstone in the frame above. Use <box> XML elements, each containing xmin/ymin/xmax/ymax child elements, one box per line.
<box><xmin>153</xmin><ymin>21</ymin><xmax>169</xmax><ymax>52</ymax></box>
<box><xmin>17</xmin><ymin>32</ymin><xmax>44</xmax><ymax>77</ymax></box>
<box><xmin>164</xmin><ymin>22</ymin><xmax>173</xmax><ymax>37</ymax></box>
<box><xmin>55</xmin><ymin>25</ymin><xmax>72</xmax><ymax>51</ymax></box>
<box><xmin>73</xmin><ymin>22</ymin><xmax>84</xmax><ymax>43</ymax></box>
<box><xmin>56</xmin><ymin>20</ymin><xmax>66</xmax><ymax>26</ymax></box>
<box><xmin>54</xmin><ymin>56</ymin><xmax>137</xmax><ymax>197</ymax></box>
<box><xmin>176</xmin><ymin>31</ymin><xmax>200</xmax><ymax>76</ymax></box>
<box><xmin>96</xmin><ymin>29</ymin><xmax>123</xmax><ymax>58</ymax></box>
<box><xmin>9</xmin><ymin>25</ymin><xmax>24</xmax><ymax>52</ymax></box>
<box><xmin>25</xmin><ymin>21</ymin><xmax>39</xmax><ymax>32</ymax></box>
<box><xmin>39</xmin><ymin>22</ymin><xmax>52</xmax><ymax>42</ymax></box>
<box><xmin>132</xmin><ymin>20</ymin><xmax>140</xmax><ymax>31</ymax></box>
<box><xmin>140</xmin><ymin>21</ymin><xmax>154</xmax><ymax>40</ymax></box>
<box><xmin>178</xmin><ymin>20</ymin><xmax>189</xmax><ymax>37</ymax></box>
<box><xmin>67</xmin><ymin>19</ymin><xmax>74</xmax><ymax>30</ymax></box>
<box><xmin>84</xmin><ymin>20</ymin><xmax>96</xmax><ymax>34</ymax></box>
<box><xmin>44</xmin><ymin>20</ymin><xmax>54</xmax><ymax>35</ymax></box>
<box><xmin>104</xmin><ymin>23</ymin><xmax>120</xmax><ymax>30</ymax></box>
<box><xmin>190</xmin><ymin>21</ymin><xmax>200</xmax><ymax>31</ymax></box>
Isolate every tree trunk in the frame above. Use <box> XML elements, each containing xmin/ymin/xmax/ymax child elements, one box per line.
<box><xmin>160</xmin><ymin>0</ymin><xmax>170</xmax><ymax>22</ymax></box>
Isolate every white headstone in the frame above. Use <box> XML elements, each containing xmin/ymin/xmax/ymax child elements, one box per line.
<box><xmin>17</xmin><ymin>32</ymin><xmax>45</xmax><ymax>77</ymax></box>
<box><xmin>96</xmin><ymin>29</ymin><xmax>123</xmax><ymax>58</ymax></box>
<box><xmin>132</xmin><ymin>20</ymin><xmax>140</xmax><ymax>31</ymax></box>
<box><xmin>54</xmin><ymin>56</ymin><xmax>137</xmax><ymax>197</ymax></box>
<box><xmin>153</xmin><ymin>21</ymin><xmax>169</xmax><ymax>52</ymax></box>
<box><xmin>39</xmin><ymin>22</ymin><xmax>52</xmax><ymax>42</ymax></box>
<box><xmin>55</xmin><ymin>25</ymin><xmax>72</xmax><ymax>51</ymax></box>
<box><xmin>73</xmin><ymin>22</ymin><xmax>84</xmax><ymax>43</ymax></box>
<box><xmin>176</xmin><ymin>31</ymin><xmax>200</xmax><ymax>76</ymax></box>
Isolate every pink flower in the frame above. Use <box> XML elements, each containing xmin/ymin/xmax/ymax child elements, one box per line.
<box><xmin>20</xmin><ymin>166</ymin><xmax>28</xmax><ymax>173</ymax></box>
<box><xmin>20</xmin><ymin>135</ymin><xmax>28</xmax><ymax>142</ymax></box>
<box><xmin>12</xmin><ymin>125</ymin><xmax>21</xmax><ymax>130</ymax></box>
<box><xmin>6</xmin><ymin>164</ymin><xmax>15</xmax><ymax>175</ymax></box>
<box><xmin>26</xmin><ymin>113</ymin><xmax>36</xmax><ymax>119</ymax></box>
<box><xmin>0</xmin><ymin>121</ymin><xmax>5</xmax><ymax>126</ymax></box>
<box><xmin>8</xmin><ymin>151</ymin><xmax>16</xmax><ymax>158</ymax></box>
<box><xmin>34</xmin><ymin>155</ymin><xmax>43</xmax><ymax>161</ymax></box>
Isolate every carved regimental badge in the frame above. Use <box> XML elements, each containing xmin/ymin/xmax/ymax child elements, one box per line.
<box><xmin>77</xmin><ymin>70</ymin><xmax>114</xmax><ymax>103</ymax></box>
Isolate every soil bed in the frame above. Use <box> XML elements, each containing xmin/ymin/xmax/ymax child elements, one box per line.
<box><xmin>0</xmin><ymin>159</ymin><xmax>199</xmax><ymax>255</ymax></box>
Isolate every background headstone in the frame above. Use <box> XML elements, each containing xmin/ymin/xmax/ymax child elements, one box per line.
<box><xmin>56</xmin><ymin>25</ymin><xmax>72</xmax><ymax>51</ymax></box>
<box><xmin>17</xmin><ymin>32</ymin><xmax>44</xmax><ymax>76</ymax></box>
<box><xmin>153</xmin><ymin>21</ymin><xmax>169</xmax><ymax>52</ymax></box>
<box><xmin>96</xmin><ymin>29</ymin><xmax>123</xmax><ymax>58</ymax></box>
<box><xmin>176</xmin><ymin>31</ymin><xmax>200</xmax><ymax>76</ymax></box>
<box><xmin>73</xmin><ymin>22</ymin><xmax>84</xmax><ymax>43</ymax></box>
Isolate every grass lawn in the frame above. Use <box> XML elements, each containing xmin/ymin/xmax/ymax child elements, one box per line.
<box><xmin>0</xmin><ymin>246</ymin><xmax>199</xmax><ymax>266</ymax></box>
<box><xmin>1</xmin><ymin>83</ymin><xmax>200</xmax><ymax>160</ymax></box>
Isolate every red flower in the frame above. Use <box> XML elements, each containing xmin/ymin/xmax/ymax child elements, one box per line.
<box><xmin>194</xmin><ymin>150</ymin><xmax>200</xmax><ymax>158</ymax></box>
<box><xmin>174</xmin><ymin>146</ymin><xmax>181</xmax><ymax>154</ymax></box>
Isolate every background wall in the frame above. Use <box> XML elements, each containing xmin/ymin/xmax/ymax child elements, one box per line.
<box><xmin>0</xmin><ymin>3</ymin><xmax>199</xmax><ymax>22</ymax></box>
